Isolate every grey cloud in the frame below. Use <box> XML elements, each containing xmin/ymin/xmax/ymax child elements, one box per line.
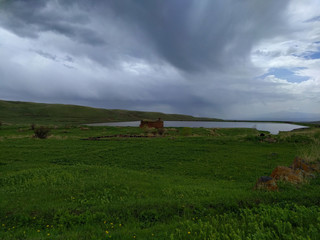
<box><xmin>64</xmin><ymin>56</ymin><xmax>74</xmax><ymax>62</ymax></box>
<box><xmin>87</xmin><ymin>0</ymin><xmax>291</xmax><ymax>72</ymax></box>
<box><xmin>29</xmin><ymin>49</ymin><xmax>77</xmax><ymax>70</ymax></box>
<box><xmin>253</xmin><ymin>50</ymin><xmax>282</xmax><ymax>58</ymax></box>
<box><xmin>63</xmin><ymin>64</ymin><xmax>76</xmax><ymax>70</ymax></box>
<box><xmin>0</xmin><ymin>0</ymin><xmax>105</xmax><ymax>45</ymax></box>
<box><xmin>0</xmin><ymin>0</ymin><xmax>319</xmax><ymax>120</ymax></box>
<box><xmin>305</xmin><ymin>15</ymin><xmax>320</xmax><ymax>22</ymax></box>
<box><xmin>1</xmin><ymin>0</ymin><xmax>291</xmax><ymax>72</ymax></box>
<box><xmin>31</xmin><ymin>49</ymin><xmax>57</xmax><ymax>61</ymax></box>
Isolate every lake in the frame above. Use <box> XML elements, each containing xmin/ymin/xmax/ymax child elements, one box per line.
<box><xmin>87</xmin><ymin>121</ymin><xmax>307</xmax><ymax>134</ymax></box>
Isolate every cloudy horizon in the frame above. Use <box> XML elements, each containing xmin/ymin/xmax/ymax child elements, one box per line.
<box><xmin>1</xmin><ymin>0</ymin><xmax>320</xmax><ymax>121</ymax></box>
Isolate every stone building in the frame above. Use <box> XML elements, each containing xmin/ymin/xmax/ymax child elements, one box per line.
<box><xmin>139</xmin><ymin>118</ymin><xmax>164</xmax><ymax>129</ymax></box>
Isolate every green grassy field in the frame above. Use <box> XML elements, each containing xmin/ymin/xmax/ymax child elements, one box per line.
<box><xmin>0</xmin><ymin>123</ymin><xmax>320</xmax><ymax>239</ymax></box>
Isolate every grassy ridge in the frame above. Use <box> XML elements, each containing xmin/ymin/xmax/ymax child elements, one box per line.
<box><xmin>0</xmin><ymin>100</ymin><xmax>219</xmax><ymax>124</ymax></box>
<box><xmin>0</xmin><ymin>125</ymin><xmax>319</xmax><ymax>239</ymax></box>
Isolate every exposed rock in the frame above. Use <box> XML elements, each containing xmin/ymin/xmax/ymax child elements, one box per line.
<box><xmin>259</xmin><ymin>176</ymin><xmax>273</xmax><ymax>182</ymax></box>
<box><xmin>270</xmin><ymin>166</ymin><xmax>304</xmax><ymax>184</ymax></box>
<box><xmin>291</xmin><ymin>157</ymin><xmax>314</xmax><ymax>172</ymax></box>
<box><xmin>254</xmin><ymin>176</ymin><xmax>278</xmax><ymax>191</ymax></box>
<box><xmin>310</xmin><ymin>162</ymin><xmax>320</xmax><ymax>173</ymax></box>
<box><xmin>254</xmin><ymin>157</ymin><xmax>319</xmax><ymax>191</ymax></box>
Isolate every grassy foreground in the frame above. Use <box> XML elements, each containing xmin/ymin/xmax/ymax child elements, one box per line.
<box><xmin>0</xmin><ymin>124</ymin><xmax>320</xmax><ymax>239</ymax></box>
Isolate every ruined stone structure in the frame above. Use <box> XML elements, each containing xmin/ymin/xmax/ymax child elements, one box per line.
<box><xmin>139</xmin><ymin>118</ymin><xmax>164</xmax><ymax>129</ymax></box>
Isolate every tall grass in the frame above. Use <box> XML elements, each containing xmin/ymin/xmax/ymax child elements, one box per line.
<box><xmin>298</xmin><ymin>129</ymin><xmax>320</xmax><ymax>162</ymax></box>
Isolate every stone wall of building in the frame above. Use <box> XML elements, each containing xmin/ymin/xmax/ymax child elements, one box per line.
<box><xmin>139</xmin><ymin>118</ymin><xmax>164</xmax><ymax>129</ymax></box>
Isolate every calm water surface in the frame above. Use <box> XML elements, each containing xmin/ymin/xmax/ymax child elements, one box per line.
<box><xmin>87</xmin><ymin>121</ymin><xmax>307</xmax><ymax>134</ymax></box>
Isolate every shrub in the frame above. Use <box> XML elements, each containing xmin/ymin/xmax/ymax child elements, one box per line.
<box><xmin>157</xmin><ymin>128</ymin><xmax>165</xmax><ymax>136</ymax></box>
<box><xmin>181</xmin><ymin>127</ymin><xmax>192</xmax><ymax>136</ymax></box>
<box><xmin>298</xmin><ymin>139</ymin><xmax>320</xmax><ymax>163</ymax></box>
<box><xmin>314</xmin><ymin>130</ymin><xmax>320</xmax><ymax>139</ymax></box>
<box><xmin>283</xmin><ymin>134</ymin><xmax>313</xmax><ymax>144</ymax></box>
<box><xmin>143</xmin><ymin>127</ymin><xmax>158</xmax><ymax>136</ymax></box>
<box><xmin>34</xmin><ymin>126</ymin><xmax>51</xmax><ymax>139</ymax></box>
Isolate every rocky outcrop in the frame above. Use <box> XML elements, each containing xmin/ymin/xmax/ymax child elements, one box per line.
<box><xmin>254</xmin><ymin>157</ymin><xmax>319</xmax><ymax>191</ymax></box>
<box><xmin>254</xmin><ymin>176</ymin><xmax>278</xmax><ymax>191</ymax></box>
<box><xmin>291</xmin><ymin>157</ymin><xmax>315</xmax><ymax>172</ymax></box>
<box><xmin>270</xmin><ymin>166</ymin><xmax>303</xmax><ymax>184</ymax></box>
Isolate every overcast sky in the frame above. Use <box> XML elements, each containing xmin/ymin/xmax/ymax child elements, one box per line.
<box><xmin>1</xmin><ymin>0</ymin><xmax>320</xmax><ymax>120</ymax></box>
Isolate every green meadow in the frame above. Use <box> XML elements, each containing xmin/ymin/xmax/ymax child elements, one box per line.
<box><xmin>1</xmin><ymin>123</ymin><xmax>320</xmax><ymax>239</ymax></box>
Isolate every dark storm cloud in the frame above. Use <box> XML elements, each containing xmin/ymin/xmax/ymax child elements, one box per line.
<box><xmin>0</xmin><ymin>0</ymin><xmax>290</xmax><ymax>72</ymax></box>
<box><xmin>1</xmin><ymin>0</ymin><xmax>318</xmax><ymax>120</ymax></box>
<box><xmin>89</xmin><ymin>0</ymin><xmax>290</xmax><ymax>72</ymax></box>
<box><xmin>0</xmin><ymin>0</ymin><xmax>105</xmax><ymax>45</ymax></box>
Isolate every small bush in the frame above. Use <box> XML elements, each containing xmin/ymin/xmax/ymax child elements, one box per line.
<box><xmin>34</xmin><ymin>126</ymin><xmax>51</xmax><ymax>139</ymax></box>
<box><xmin>143</xmin><ymin>127</ymin><xmax>158</xmax><ymax>136</ymax></box>
<box><xmin>282</xmin><ymin>134</ymin><xmax>313</xmax><ymax>144</ymax></box>
<box><xmin>181</xmin><ymin>127</ymin><xmax>192</xmax><ymax>136</ymax></box>
<box><xmin>157</xmin><ymin>128</ymin><xmax>166</xmax><ymax>136</ymax></box>
<box><xmin>314</xmin><ymin>131</ymin><xmax>320</xmax><ymax>139</ymax></box>
<box><xmin>298</xmin><ymin>139</ymin><xmax>320</xmax><ymax>163</ymax></box>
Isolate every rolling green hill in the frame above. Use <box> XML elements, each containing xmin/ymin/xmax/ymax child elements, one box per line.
<box><xmin>0</xmin><ymin>100</ymin><xmax>219</xmax><ymax>125</ymax></box>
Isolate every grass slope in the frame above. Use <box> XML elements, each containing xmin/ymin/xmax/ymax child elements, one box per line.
<box><xmin>0</xmin><ymin>125</ymin><xmax>319</xmax><ymax>239</ymax></box>
<box><xmin>0</xmin><ymin>100</ymin><xmax>219</xmax><ymax>125</ymax></box>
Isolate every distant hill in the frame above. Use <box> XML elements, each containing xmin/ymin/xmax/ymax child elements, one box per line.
<box><xmin>0</xmin><ymin>100</ymin><xmax>220</xmax><ymax>125</ymax></box>
<box><xmin>309</xmin><ymin>121</ymin><xmax>320</xmax><ymax>125</ymax></box>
